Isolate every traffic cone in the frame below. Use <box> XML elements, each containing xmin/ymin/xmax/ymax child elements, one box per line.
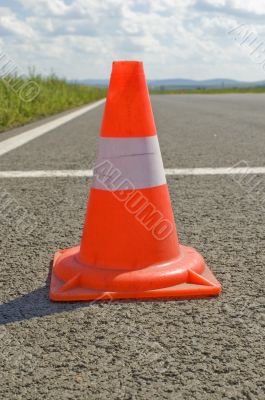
<box><xmin>50</xmin><ymin>61</ymin><xmax>221</xmax><ymax>301</ymax></box>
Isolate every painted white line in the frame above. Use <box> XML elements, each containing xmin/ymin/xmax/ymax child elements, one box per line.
<box><xmin>0</xmin><ymin>170</ymin><xmax>93</xmax><ymax>178</ymax></box>
<box><xmin>0</xmin><ymin>99</ymin><xmax>106</xmax><ymax>157</ymax></box>
<box><xmin>0</xmin><ymin>167</ymin><xmax>265</xmax><ymax>178</ymax></box>
<box><xmin>165</xmin><ymin>167</ymin><xmax>265</xmax><ymax>175</ymax></box>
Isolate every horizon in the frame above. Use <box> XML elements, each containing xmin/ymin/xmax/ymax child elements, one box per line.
<box><xmin>76</xmin><ymin>77</ymin><xmax>265</xmax><ymax>83</ymax></box>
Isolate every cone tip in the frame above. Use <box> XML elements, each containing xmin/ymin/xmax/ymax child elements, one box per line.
<box><xmin>112</xmin><ymin>60</ymin><xmax>144</xmax><ymax>75</ymax></box>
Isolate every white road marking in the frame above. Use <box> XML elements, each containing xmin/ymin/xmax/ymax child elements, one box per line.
<box><xmin>0</xmin><ymin>99</ymin><xmax>106</xmax><ymax>157</ymax></box>
<box><xmin>165</xmin><ymin>167</ymin><xmax>265</xmax><ymax>175</ymax></box>
<box><xmin>0</xmin><ymin>170</ymin><xmax>93</xmax><ymax>178</ymax></box>
<box><xmin>0</xmin><ymin>167</ymin><xmax>265</xmax><ymax>178</ymax></box>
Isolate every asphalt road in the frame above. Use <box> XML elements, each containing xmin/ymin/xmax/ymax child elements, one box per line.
<box><xmin>0</xmin><ymin>94</ymin><xmax>264</xmax><ymax>400</ymax></box>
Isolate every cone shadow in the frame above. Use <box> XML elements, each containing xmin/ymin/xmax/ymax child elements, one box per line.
<box><xmin>0</xmin><ymin>262</ymin><xmax>84</xmax><ymax>325</ymax></box>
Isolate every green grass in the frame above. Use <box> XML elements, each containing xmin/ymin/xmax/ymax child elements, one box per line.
<box><xmin>149</xmin><ymin>86</ymin><xmax>265</xmax><ymax>95</ymax></box>
<box><xmin>0</xmin><ymin>75</ymin><xmax>106</xmax><ymax>133</ymax></box>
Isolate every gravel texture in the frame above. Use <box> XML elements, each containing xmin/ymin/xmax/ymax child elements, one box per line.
<box><xmin>0</xmin><ymin>95</ymin><xmax>264</xmax><ymax>399</ymax></box>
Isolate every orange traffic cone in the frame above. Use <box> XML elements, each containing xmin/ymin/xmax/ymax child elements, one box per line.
<box><xmin>50</xmin><ymin>61</ymin><xmax>221</xmax><ymax>301</ymax></box>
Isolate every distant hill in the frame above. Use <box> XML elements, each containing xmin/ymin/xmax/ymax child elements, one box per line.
<box><xmin>75</xmin><ymin>78</ymin><xmax>265</xmax><ymax>89</ymax></box>
<box><xmin>148</xmin><ymin>78</ymin><xmax>265</xmax><ymax>89</ymax></box>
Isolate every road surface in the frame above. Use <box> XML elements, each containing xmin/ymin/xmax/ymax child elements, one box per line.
<box><xmin>0</xmin><ymin>94</ymin><xmax>264</xmax><ymax>400</ymax></box>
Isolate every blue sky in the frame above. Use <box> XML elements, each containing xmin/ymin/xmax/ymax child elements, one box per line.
<box><xmin>1</xmin><ymin>0</ymin><xmax>265</xmax><ymax>80</ymax></box>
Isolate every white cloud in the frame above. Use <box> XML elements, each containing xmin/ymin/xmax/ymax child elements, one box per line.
<box><xmin>16</xmin><ymin>0</ymin><xmax>70</xmax><ymax>17</ymax></box>
<box><xmin>0</xmin><ymin>0</ymin><xmax>265</xmax><ymax>81</ymax></box>
<box><xmin>0</xmin><ymin>7</ymin><xmax>34</xmax><ymax>38</ymax></box>
<box><xmin>226</xmin><ymin>1</ymin><xmax>265</xmax><ymax>15</ymax></box>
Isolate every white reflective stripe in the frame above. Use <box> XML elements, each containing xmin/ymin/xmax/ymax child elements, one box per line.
<box><xmin>92</xmin><ymin>136</ymin><xmax>166</xmax><ymax>190</ymax></box>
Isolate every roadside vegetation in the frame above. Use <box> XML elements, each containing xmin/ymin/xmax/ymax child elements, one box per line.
<box><xmin>149</xmin><ymin>86</ymin><xmax>265</xmax><ymax>95</ymax></box>
<box><xmin>0</xmin><ymin>75</ymin><xmax>106</xmax><ymax>133</ymax></box>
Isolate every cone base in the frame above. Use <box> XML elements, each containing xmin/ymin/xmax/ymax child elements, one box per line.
<box><xmin>50</xmin><ymin>247</ymin><xmax>221</xmax><ymax>302</ymax></box>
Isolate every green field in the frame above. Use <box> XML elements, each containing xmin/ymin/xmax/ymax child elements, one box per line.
<box><xmin>150</xmin><ymin>86</ymin><xmax>265</xmax><ymax>94</ymax></box>
<box><xmin>0</xmin><ymin>75</ymin><xmax>106</xmax><ymax>133</ymax></box>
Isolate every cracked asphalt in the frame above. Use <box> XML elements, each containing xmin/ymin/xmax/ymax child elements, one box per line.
<box><xmin>0</xmin><ymin>94</ymin><xmax>264</xmax><ymax>400</ymax></box>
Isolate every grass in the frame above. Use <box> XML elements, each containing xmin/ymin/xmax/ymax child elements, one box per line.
<box><xmin>149</xmin><ymin>86</ymin><xmax>265</xmax><ymax>95</ymax></box>
<box><xmin>0</xmin><ymin>74</ymin><xmax>106</xmax><ymax>133</ymax></box>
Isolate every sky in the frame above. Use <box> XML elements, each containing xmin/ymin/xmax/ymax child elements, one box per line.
<box><xmin>1</xmin><ymin>0</ymin><xmax>265</xmax><ymax>81</ymax></box>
